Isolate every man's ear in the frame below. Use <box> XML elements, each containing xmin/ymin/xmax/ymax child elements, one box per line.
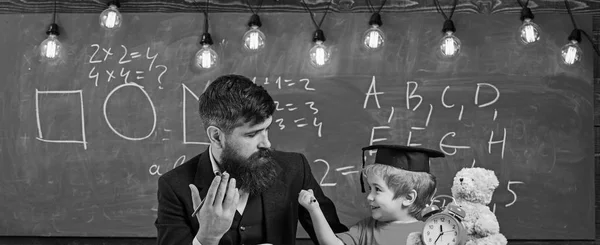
<box><xmin>402</xmin><ymin>190</ymin><xmax>418</xmax><ymax>206</ymax></box>
<box><xmin>206</xmin><ymin>126</ymin><xmax>224</xmax><ymax>148</ymax></box>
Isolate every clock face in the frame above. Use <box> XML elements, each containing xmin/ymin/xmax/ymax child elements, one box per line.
<box><xmin>422</xmin><ymin>215</ymin><xmax>461</xmax><ymax>245</ymax></box>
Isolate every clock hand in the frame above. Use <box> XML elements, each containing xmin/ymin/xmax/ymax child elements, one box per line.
<box><xmin>434</xmin><ymin>233</ymin><xmax>442</xmax><ymax>245</ymax></box>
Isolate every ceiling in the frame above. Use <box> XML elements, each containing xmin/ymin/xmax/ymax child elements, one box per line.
<box><xmin>1</xmin><ymin>0</ymin><xmax>599</xmax><ymax>14</ymax></box>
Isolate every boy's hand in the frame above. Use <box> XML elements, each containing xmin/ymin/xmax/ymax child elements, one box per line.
<box><xmin>298</xmin><ymin>189</ymin><xmax>320</xmax><ymax>212</ymax></box>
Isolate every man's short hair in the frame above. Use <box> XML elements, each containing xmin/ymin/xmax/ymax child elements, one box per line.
<box><xmin>363</xmin><ymin>164</ymin><xmax>437</xmax><ymax>220</ymax></box>
<box><xmin>198</xmin><ymin>74</ymin><xmax>275</xmax><ymax>133</ymax></box>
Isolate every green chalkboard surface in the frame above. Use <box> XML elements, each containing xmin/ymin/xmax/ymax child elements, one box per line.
<box><xmin>0</xmin><ymin>13</ymin><xmax>594</xmax><ymax>239</ymax></box>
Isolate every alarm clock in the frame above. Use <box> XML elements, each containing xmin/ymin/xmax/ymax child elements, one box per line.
<box><xmin>420</xmin><ymin>203</ymin><xmax>467</xmax><ymax>245</ymax></box>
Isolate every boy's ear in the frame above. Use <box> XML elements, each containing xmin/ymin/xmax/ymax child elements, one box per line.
<box><xmin>402</xmin><ymin>190</ymin><xmax>418</xmax><ymax>206</ymax></box>
<box><xmin>206</xmin><ymin>126</ymin><xmax>224</xmax><ymax>148</ymax></box>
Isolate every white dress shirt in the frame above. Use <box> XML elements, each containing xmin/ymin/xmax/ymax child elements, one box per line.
<box><xmin>193</xmin><ymin>146</ymin><xmax>249</xmax><ymax>245</ymax></box>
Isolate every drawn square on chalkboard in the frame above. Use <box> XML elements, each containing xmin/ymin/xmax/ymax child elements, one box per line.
<box><xmin>35</xmin><ymin>89</ymin><xmax>87</xmax><ymax>149</ymax></box>
<box><xmin>181</xmin><ymin>84</ymin><xmax>209</xmax><ymax>145</ymax></box>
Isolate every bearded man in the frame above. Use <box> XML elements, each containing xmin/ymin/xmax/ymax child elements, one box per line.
<box><xmin>155</xmin><ymin>74</ymin><xmax>347</xmax><ymax>245</ymax></box>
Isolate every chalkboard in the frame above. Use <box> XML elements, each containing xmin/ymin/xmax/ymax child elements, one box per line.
<box><xmin>0</xmin><ymin>12</ymin><xmax>594</xmax><ymax>240</ymax></box>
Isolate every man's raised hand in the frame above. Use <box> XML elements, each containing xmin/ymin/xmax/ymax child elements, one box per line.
<box><xmin>189</xmin><ymin>172</ymin><xmax>240</xmax><ymax>245</ymax></box>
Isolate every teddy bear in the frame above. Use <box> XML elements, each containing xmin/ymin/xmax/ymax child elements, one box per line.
<box><xmin>407</xmin><ymin>167</ymin><xmax>507</xmax><ymax>245</ymax></box>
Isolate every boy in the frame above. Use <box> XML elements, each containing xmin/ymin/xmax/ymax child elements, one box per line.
<box><xmin>298</xmin><ymin>144</ymin><xmax>444</xmax><ymax>245</ymax></box>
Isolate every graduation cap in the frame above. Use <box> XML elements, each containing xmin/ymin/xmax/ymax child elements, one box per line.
<box><xmin>360</xmin><ymin>144</ymin><xmax>445</xmax><ymax>192</ymax></box>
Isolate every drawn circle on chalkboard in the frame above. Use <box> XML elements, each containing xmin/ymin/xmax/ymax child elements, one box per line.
<box><xmin>103</xmin><ymin>82</ymin><xmax>157</xmax><ymax>141</ymax></box>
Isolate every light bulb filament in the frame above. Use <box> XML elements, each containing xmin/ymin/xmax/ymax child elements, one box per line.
<box><xmin>105</xmin><ymin>11</ymin><xmax>117</xmax><ymax>28</ymax></box>
<box><xmin>41</xmin><ymin>34</ymin><xmax>61</xmax><ymax>59</ymax></box>
<box><xmin>248</xmin><ymin>32</ymin><xmax>259</xmax><ymax>50</ymax></box>
<box><xmin>523</xmin><ymin>25</ymin><xmax>535</xmax><ymax>43</ymax></box>
<box><xmin>315</xmin><ymin>47</ymin><xmax>325</xmax><ymax>66</ymax></box>
<box><xmin>564</xmin><ymin>46</ymin><xmax>577</xmax><ymax>65</ymax></box>
<box><xmin>368</xmin><ymin>31</ymin><xmax>379</xmax><ymax>49</ymax></box>
<box><xmin>242</xmin><ymin>27</ymin><xmax>265</xmax><ymax>51</ymax></box>
<box><xmin>201</xmin><ymin>50</ymin><xmax>211</xmax><ymax>68</ymax></box>
<box><xmin>444</xmin><ymin>37</ymin><xmax>455</xmax><ymax>56</ymax></box>
<box><xmin>46</xmin><ymin>40</ymin><xmax>57</xmax><ymax>58</ymax></box>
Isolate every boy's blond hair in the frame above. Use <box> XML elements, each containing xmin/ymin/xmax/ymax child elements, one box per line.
<box><xmin>362</xmin><ymin>163</ymin><xmax>436</xmax><ymax>220</ymax></box>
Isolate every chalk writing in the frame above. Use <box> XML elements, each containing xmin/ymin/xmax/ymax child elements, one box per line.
<box><xmin>120</xmin><ymin>67</ymin><xmax>130</xmax><ymax>83</ymax></box>
<box><xmin>103</xmin><ymin>82</ymin><xmax>157</xmax><ymax>141</ymax></box>
<box><xmin>362</xmin><ymin>76</ymin><xmax>515</xmax><ymax>207</ymax></box>
<box><xmin>313</xmin><ymin>159</ymin><xmax>336</xmax><ymax>187</ymax></box>
<box><xmin>102</xmin><ymin>47</ymin><xmax>113</xmax><ymax>61</ymax></box>
<box><xmin>475</xmin><ymin>83</ymin><xmax>500</xmax><ymax>108</ymax></box>
<box><xmin>182</xmin><ymin>83</ymin><xmax>210</xmax><ymax>146</ymax></box>
<box><xmin>387</xmin><ymin>107</ymin><xmax>394</xmax><ymax>123</ymax></box>
<box><xmin>506</xmin><ymin>181</ymin><xmax>524</xmax><ymax>207</ymax></box>
<box><xmin>146</xmin><ymin>47</ymin><xmax>158</xmax><ymax>71</ymax></box>
<box><xmin>118</xmin><ymin>45</ymin><xmax>132</xmax><ymax>64</ymax></box>
<box><xmin>106</xmin><ymin>70</ymin><xmax>116</xmax><ymax>82</ymax></box>
<box><xmin>489</xmin><ymin>128</ymin><xmax>507</xmax><ymax>159</ymax></box>
<box><xmin>364</xmin><ymin>76</ymin><xmax>383</xmax><ymax>109</ymax></box>
<box><xmin>407</xmin><ymin>104</ymin><xmax>433</xmax><ymax>147</ymax></box>
<box><xmin>147</xmin><ymin>155</ymin><xmax>188</xmax><ymax>177</ymax></box>
<box><xmin>335</xmin><ymin>166</ymin><xmax>359</xmax><ymax>176</ymax></box>
<box><xmin>87</xmin><ymin>44</ymin><xmax>168</xmax><ymax>89</ymax></box>
<box><xmin>89</xmin><ymin>44</ymin><xmax>102</xmax><ymax>64</ymax></box>
<box><xmin>251</xmin><ymin>76</ymin><xmax>315</xmax><ymax>91</ymax></box>
<box><xmin>35</xmin><ymin>89</ymin><xmax>88</xmax><ymax>149</ymax></box>
<box><xmin>406</xmin><ymin>81</ymin><xmax>422</xmax><ymax>111</ymax></box>
<box><xmin>368</xmin><ymin>126</ymin><xmax>390</xmax><ymax>156</ymax></box>
<box><xmin>272</xmin><ymin>100</ymin><xmax>323</xmax><ymax>137</ymax></box>
<box><xmin>89</xmin><ymin>66</ymin><xmax>99</xmax><ymax>86</ymax></box>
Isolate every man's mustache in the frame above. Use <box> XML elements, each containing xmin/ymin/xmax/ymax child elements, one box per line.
<box><xmin>251</xmin><ymin>147</ymin><xmax>273</xmax><ymax>159</ymax></box>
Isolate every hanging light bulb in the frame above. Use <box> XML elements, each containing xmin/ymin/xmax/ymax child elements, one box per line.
<box><xmin>439</xmin><ymin>20</ymin><xmax>461</xmax><ymax>57</ymax></box>
<box><xmin>363</xmin><ymin>13</ymin><xmax>384</xmax><ymax>50</ymax></box>
<box><xmin>517</xmin><ymin>6</ymin><xmax>540</xmax><ymax>45</ymax></box>
<box><xmin>309</xmin><ymin>29</ymin><xmax>331</xmax><ymax>67</ymax></box>
<box><xmin>242</xmin><ymin>14</ymin><xmax>266</xmax><ymax>51</ymax></box>
<box><xmin>40</xmin><ymin>23</ymin><xmax>62</xmax><ymax>59</ymax></box>
<box><xmin>194</xmin><ymin>33</ymin><xmax>218</xmax><ymax>69</ymax></box>
<box><xmin>194</xmin><ymin>6</ymin><xmax>218</xmax><ymax>70</ymax></box>
<box><xmin>99</xmin><ymin>0</ymin><xmax>122</xmax><ymax>30</ymax></box>
<box><xmin>519</xmin><ymin>19</ymin><xmax>540</xmax><ymax>44</ymax></box>
<box><xmin>561</xmin><ymin>29</ymin><xmax>583</xmax><ymax>65</ymax></box>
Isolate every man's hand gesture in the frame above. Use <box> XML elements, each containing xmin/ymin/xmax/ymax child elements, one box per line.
<box><xmin>189</xmin><ymin>172</ymin><xmax>240</xmax><ymax>245</ymax></box>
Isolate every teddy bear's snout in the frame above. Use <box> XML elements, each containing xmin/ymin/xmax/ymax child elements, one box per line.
<box><xmin>459</xmin><ymin>178</ymin><xmax>464</xmax><ymax>182</ymax></box>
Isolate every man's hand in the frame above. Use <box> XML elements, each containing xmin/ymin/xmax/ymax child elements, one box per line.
<box><xmin>189</xmin><ymin>172</ymin><xmax>240</xmax><ymax>245</ymax></box>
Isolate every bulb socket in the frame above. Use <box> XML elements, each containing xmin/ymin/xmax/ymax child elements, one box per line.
<box><xmin>108</xmin><ymin>0</ymin><xmax>121</xmax><ymax>8</ymax></box>
<box><xmin>520</xmin><ymin>7</ymin><xmax>534</xmax><ymax>22</ymax></box>
<box><xmin>200</xmin><ymin>32</ymin><xmax>214</xmax><ymax>46</ymax></box>
<box><xmin>368</xmin><ymin>13</ymin><xmax>382</xmax><ymax>27</ymax></box>
<box><xmin>248</xmin><ymin>14</ymin><xmax>262</xmax><ymax>28</ymax></box>
<box><xmin>313</xmin><ymin>29</ymin><xmax>326</xmax><ymax>43</ymax></box>
<box><xmin>567</xmin><ymin>29</ymin><xmax>582</xmax><ymax>43</ymax></box>
<box><xmin>441</xmin><ymin>19</ymin><xmax>456</xmax><ymax>33</ymax></box>
<box><xmin>46</xmin><ymin>23</ymin><xmax>60</xmax><ymax>36</ymax></box>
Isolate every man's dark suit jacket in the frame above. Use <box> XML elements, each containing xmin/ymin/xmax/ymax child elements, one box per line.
<box><xmin>155</xmin><ymin>148</ymin><xmax>348</xmax><ymax>245</ymax></box>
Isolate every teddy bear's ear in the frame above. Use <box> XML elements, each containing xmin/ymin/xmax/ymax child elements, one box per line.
<box><xmin>485</xmin><ymin>169</ymin><xmax>499</xmax><ymax>188</ymax></box>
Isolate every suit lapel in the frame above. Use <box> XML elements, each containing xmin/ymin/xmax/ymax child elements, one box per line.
<box><xmin>263</xmin><ymin>165</ymin><xmax>288</xmax><ymax>242</ymax></box>
<box><xmin>193</xmin><ymin>148</ymin><xmax>215</xmax><ymax>211</ymax></box>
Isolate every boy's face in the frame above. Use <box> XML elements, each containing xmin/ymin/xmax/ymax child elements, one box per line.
<box><xmin>366</xmin><ymin>174</ymin><xmax>411</xmax><ymax>222</ymax></box>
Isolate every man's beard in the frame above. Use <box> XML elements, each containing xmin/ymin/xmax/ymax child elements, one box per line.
<box><xmin>220</xmin><ymin>144</ymin><xmax>280</xmax><ymax>196</ymax></box>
